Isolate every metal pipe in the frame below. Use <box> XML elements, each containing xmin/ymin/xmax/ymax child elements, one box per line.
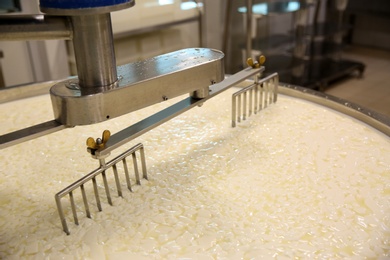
<box><xmin>0</xmin><ymin>50</ymin><xmax>4</xmax><ymax>88</ymax></box>
<box><xmin>0</xmin><ymin>15</ymin><xmax>71</xmax><ymax>41</ymax></box>
<box><xmin>71</xmin><ymin>13</ymin><xmax>117</xmax><ymax>89</ymax></box>
<box><xmin>222</xmin><ymin>0</ymin><xmax>232</xmax><ymax>71</ymax></box>
<box><xmin>245</xmin><ymin>0</ymin><xmax>253</xmax><ymax>60</ymax></box>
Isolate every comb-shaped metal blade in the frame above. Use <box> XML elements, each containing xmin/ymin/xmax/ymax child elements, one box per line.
<box><xmin>55</xmin><ymin>143</ymin><xmax>147</xmax><ymax>235</ymax></box>
<box><xmin>232</xmin><ymin>73</ymin><xmax>279</xmax><ymax>127</ymax></box>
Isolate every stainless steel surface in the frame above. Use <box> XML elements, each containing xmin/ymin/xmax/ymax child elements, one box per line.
<box><xmin>55</xmin><ymin>143</ymin><xmax>147</xmax><ymax>235</ymax></box>
<box><xmin>71</xmin><ymin>13</ymin><xmax>117</xmax><ymax>89</ymax></box>
<box><xmin>0</xmin><ymin>120</ymin><xmax>68</xmax><ymax>149</ymax></box>
<box><xmin>232</xmin><ymin>73</ymin><xmax>278</xmax><ymax>127</ymax></box>
<box><xmin>94</xmin><ymin>64</ymin><xmax>265</xmax><ymax>158</ymax></box>
<box><xmin>191</xmin><ymin>86</ymin><xmax>210</xmax><ymax>99</ymax></box>
<box><xmin>0</xmin><ymin>15</ymin><xmax>71</xmax><ymax>41</ymax></box>
<box><xmin>278</xmin><ymin>84</ymin><xmax>390</xmax><ymax>137</ymax></box>
<box><xmin>50</xmin><ymin>48</ymin><xmax>225</xmax><ymax>126</ymax></box>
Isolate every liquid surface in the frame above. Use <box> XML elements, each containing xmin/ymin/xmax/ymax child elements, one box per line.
<box><xmin>0</xmin><ymin>88</ymin><xmax>389</xmax><ymax>259</ymax></box>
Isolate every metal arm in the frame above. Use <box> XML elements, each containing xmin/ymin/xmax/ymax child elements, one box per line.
<box><xmin>0</xmin><ymin>0</ymin><xmax>234</xmax><ymax>152</ymax></box>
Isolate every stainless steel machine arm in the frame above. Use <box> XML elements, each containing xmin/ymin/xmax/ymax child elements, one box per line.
<box><xmin>0</xmin><ymin>58</ymin><xmax>264</xmax><ymax>150</ymax></box>
<box><xmin>0</xmin><ymin>0</ymin><xmax>262</xmax><ymax>153</ymax></box>
<box><xmin>50</xmin><ymin>48</ymin><xmax>225</xmax><ymax>126</ymax></box>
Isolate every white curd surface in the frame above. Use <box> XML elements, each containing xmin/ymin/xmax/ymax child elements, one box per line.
<box><xmin>0</xmin><ymin>88</ymin><xmax>389</xmax><ymax>259</ymax></box>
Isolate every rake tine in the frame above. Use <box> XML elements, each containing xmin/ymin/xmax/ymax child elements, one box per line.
<box><xmin>55</xmin><ymin>195</ymin><xmax>69</xmax><ymax>235</ymax></box>
<box><xmin>254</xmin><ymin>83</ymin><xmax>259</xmax><ymax>114</ymax></box>
<box><xmin>237</xmin><ymin>94</ymin><xmax>241</xmax><ymax>123</ymax></box>
<box><xmin>232</xmin><ymin>95</ymin><xmax>237</xmax><ymax>127</ymax></box>
<box><xmin>69</xmin><ymin>191</ymin><xmax>78</xmax><ymax>225</ymax></box>
<box><xmin>101</xmin><ymin>171</ymin><xmax>112</xmax><ymax>205</ymax></box>
<box><xmin>92</xmin><ymin>177</ymin><xmax>102</xmax><ymax>211</ymax></box>
<box><xmin>264</xmin><ymin>82</ymin><xmax>268</xmax><ymax>109</ymax></box>
<box><xmin>268</xmin><ymin>81</ymin><xmax>272</xmax><ymax>105</ymax></box>
<box><xmin>112</xmin><ymin>164</ymin><xmax>122</xmax><ymax>197</ymax></box>
<box><xmin>123</xmin><ymin>158</ymin><xmax>132</xmax><ymax>192</ymax></box>
<box><xmin>140</xmin><ymin>146</ymin><xmax>148</xmax><ymax>180</ymax></box>
<box><xmin>268</xmin><ymin>81</ymin><xmax>273</xmax><ymax>105</ymax></box>
<box><xmin>132</xmin><ymin>152</ymin><xmax>141</xmax><ymax>185</ymax></box>
<box><xmin>249</xmin><ymin>88</ymin><xmax>253</xmax><ymax>117</ymax></box>
<box><xmin>80</xmin><ymin>184</ymin><xmax>91</xmax><ymax>218</ymax></box>
<box><xmin>273</xmin><ymin>76</ymin><xmax>279</xmax><ymax>102</ymax></box>
<box><xmin>254</xmin><ymin>74</ymin><xmax>259</xmax><ymax>114</ymax></box>
<box><xmin>99</xmin><ymin>159</ymin><xmax>113</xmax><ymax>206</ymax></box>
<box><xmin>243</xmin><ymin>91</ymin><xmax>247</xmax><ymax>121</ymax></box>
<box><xmin>259</xmin><ymin>83</ymin><xmax>263</xmax><ymax>111</ymax></box>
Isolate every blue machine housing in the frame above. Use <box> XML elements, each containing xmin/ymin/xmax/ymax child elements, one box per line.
<box><xmin>40</xmin><ymin>0</ymin><xmax>133</xmax><ymax>9</ymax></box>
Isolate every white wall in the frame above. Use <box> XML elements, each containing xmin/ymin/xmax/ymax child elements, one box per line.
<box><xmin>0</xmin><ymin>0</ymin><xmax>69</xmax><ymax>87</ymax></box>
<box><xmin>0</xmin><ymin>41</ymin><xmax>35</xmax><ymax>86</ymax></box>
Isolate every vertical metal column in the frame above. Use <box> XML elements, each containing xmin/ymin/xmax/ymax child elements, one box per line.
<box><xmin>71</xmin><ymin>13</ymin><xmax>118</xmax><ymax>89</ymax></box>
<box><xmin>0</xmin><ymin>50</ymin><xmax>4</xmax><ymax>88</ymax></box>
<box><xmin>245</xmin><ymin>0</ymin><xmax>253</xmax><ymax>60</ymax></box>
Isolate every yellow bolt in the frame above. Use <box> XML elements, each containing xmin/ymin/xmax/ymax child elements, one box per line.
<box><xmin>246</xmin><ymin>55</ymin><xmax>266</xmax><ymax>68</ymax></box>
<box><xmin>86</xmin><ymin>130</ymin><xmax>111</xmax><ymax>150</ymax></box>
<box><xmin>246</xmin><ymin>57</ymin><xmax>255</xmax><ymax>68</ymax></box>
<box><xmin>259</xmin><ymin>55</ymin><xmax>266</xmax><ymax>66</ymax></box>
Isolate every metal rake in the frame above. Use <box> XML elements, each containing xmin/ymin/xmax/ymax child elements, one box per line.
<box><xmin>55</xmin><ymin>143</ymin><xmax>147</xmax><ymax>235</ymax></box>
<box><xmin>232</xmin><ymin>73</ymin><xmax>279</xmax><ymax>127</ymax></box>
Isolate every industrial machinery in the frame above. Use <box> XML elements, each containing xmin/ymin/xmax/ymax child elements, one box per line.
<box><xmin>0</xmin><ymin>0</ymin><xmax>280</xmax><ymax>233</ymax></box>
<box><xmin>1</xmin><ymin>2</ymin><xmax>390</xmax><ymax>258</ymax></box>
<box><xmin>0</xmin><ymin>0</ymin><xmax>266</xmax><ymax>152</ymax></box>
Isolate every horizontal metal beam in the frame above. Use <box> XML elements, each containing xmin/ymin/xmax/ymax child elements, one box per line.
<box><xmin>0</xmin><ymin>15</ymin><xmax>72</xmax><ymax>41</ymax></box>
<box><xmin>0</xmin><ymin>120</ymin><xmax>69</xmax><ymax>149</ymax></box>
<box><xmin>50</xmin><ymin>48</ymin><xmax>225</xmax><ymax>126</ymax></box>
